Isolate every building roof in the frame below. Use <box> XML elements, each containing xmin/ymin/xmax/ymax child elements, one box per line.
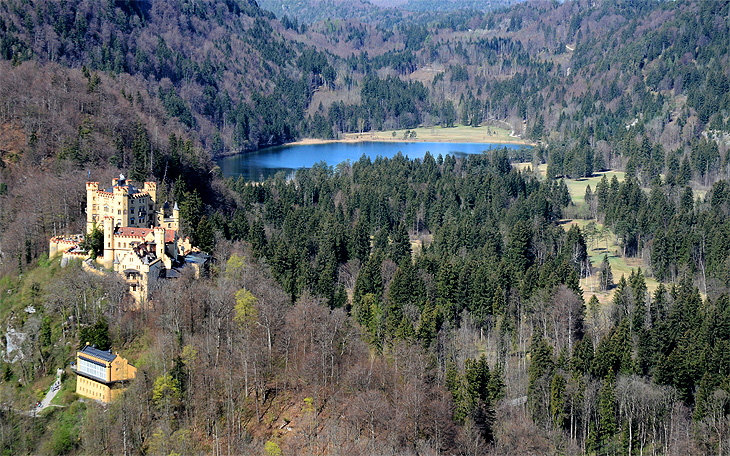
<box><xmin>79</xmin><ymin>345</ymin><xmax>117</xmax><ymax>362</ymax></box>
<box><xmin>115</xmin><ymin>227</ymin><xmax>153</xmax><ymax>238</ymax></box>
<box><xmin>165</xmin><ymin>230</ymin><xmax>176</xmax><ymax>243</ymax></box>
<box><xmin>184</xmin><ymin>252</ymin><xmax>209</xmax><ymax>265</ymax></box>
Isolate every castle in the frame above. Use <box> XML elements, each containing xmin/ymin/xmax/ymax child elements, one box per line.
<box><xmin>50</xmin><ymin>175</ymin><xmax>207</xmax><ymax>304</ymax></box>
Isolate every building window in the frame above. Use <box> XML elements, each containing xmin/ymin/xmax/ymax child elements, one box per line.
<box><xmin>78</xmin><ymin>357</ymin><xmax>106</xmax><ymax>381</ymax></box>
<box><xmin>130</xmin><ymin>218</ymin><xmax>135</xmax><ymax>224</ymax></box>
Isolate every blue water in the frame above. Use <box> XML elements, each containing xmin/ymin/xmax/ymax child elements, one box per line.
<box><xmin>217</xmin><ymin>141</ymin><xmax>529</xmax><ymax>180</ymax></box>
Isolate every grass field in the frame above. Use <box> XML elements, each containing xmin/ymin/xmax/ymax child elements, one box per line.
<box><xmin>565</xmin><ymin>170</ymin><xmax>626</xmax><ymax>205</ymax></box>
<box><xmin>560</xmin><ymin>218</ymin><xmax>660</xmax><ymax>305</ymax></box>
<box><xmin>511</xmin><ymin>167</ymin><xmax>683</xmax><ymax>304</ymax></box>
<box><xmin>338</xmin><ymin>124</ymin><xmax>533</xmax><ymax>145</ymax></box>
<box><xmin>560</xmin><ymin>170</ymin><xmax>658</xmax><ymax>303</ymax></box>
<box><xmin>513</xmin><ymin>162</ymin><xmax>547</xmax><ymax>178</ymax></box>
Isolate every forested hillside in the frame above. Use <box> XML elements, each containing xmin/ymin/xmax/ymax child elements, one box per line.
<box><xmin>1</xmin><ymin>0</ymin><xmax>728</xmax><ymax>169</ymax></box>
<box><xmin>257</xmin><ymin>0</ymin><xmax>524</xmax><ymax>25</ymax></box>
<box><xmin>2</xmin><ymin>0</ymin><xmax>730</xmax><ymax>454</ymax></box>
<box><xmin>0</xmin><ymin>0</ymin><xmax>331</xmax><ymax>153</ymax></box>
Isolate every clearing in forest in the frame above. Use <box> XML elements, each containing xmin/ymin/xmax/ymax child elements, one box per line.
<box><xmin>560</xmin><ymin>219</ymin><xmax>660</xmax><ymax>306</ymax></box>
<box><xmin>564</xmin><ymin>170</ymin><xmax>626</xmax><ymax>205</ymax></box>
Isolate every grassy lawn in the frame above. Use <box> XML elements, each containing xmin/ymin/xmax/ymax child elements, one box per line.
<box><xmin>511</xmin><ymin>167</ymin><xmax>627</xmax><ymax>201</ymax></box>
<box><xmin>341</xmin><ymin>124</ymin><xmax>532</xmax><ymax>145</ymax></box>
<box><xmin>513</xmin><ymin>162</ymin><xmax>547</xmax><ymax>179</ymax></box>
<box><xmin>560</xmin><ymin>218</ymin><xmax>660</xmax><ymax>305</ymax></box>
<box><xmin>565</xmin><ymin>170</ymin><xmax>626</xmax><ymax>205</ymax></box>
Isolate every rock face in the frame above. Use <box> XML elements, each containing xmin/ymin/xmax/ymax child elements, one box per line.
<box><xmin>3</xmin><ymin>328</ymin><xmax>27</xmax><ymax>363</ymax></box>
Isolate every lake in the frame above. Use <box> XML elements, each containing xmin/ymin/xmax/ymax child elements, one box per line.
<box><xmin>217</xmin><ymin>141</ymin><xmax>530</xmax><ymax>180</ymax></box>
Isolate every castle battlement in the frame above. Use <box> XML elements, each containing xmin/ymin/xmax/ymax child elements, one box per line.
<box><xmin>85</xmin><ymin>174</ymin><xmax>173</xmax><ymax>235</ymax></box>
<box><xmin>50</xmin><ymin>174</ymin><xmax>208</xmax><ymax>306</ymax></box>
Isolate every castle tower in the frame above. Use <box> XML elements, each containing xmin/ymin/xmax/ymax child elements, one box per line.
<box><xmin>172</xmin><ymin>202</ymin><xmax>180</xmax><ymax>231</ymax></box>
<box><xmin>102</xmin><ymin>216</ymin><xmax>115</xmax><ymax>269</ymax></box>
<box><xmin>112</xmin><ymin>180</ymin><xmax>129</xmax><ymax>228</ymax></box>
<box><xmin>154</xmin><ymin>227</ymin><xmax>165</xmax><ymax>261</ymax></box>
<box><xmin>154</xmin><ymin>227</ymin><xmax>173</xmax><ymax>269</ymax></box>
<box><xmin>143</xmin><ymin>182</ymin><xmax>157</xmax><ymax>206</ymax></box>
<box><xmin>86</xmin><ymin>182</ymin><xmax>100</xmax><ymax>234</ymax></box>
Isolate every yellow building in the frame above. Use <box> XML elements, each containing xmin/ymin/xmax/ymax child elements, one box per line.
<box><xmin>49</xmin><ymin>175</ymin><xmax>208</xmax><ymax>305</ymax></box>
<box><xmin>74</xmin><ymin>344</ymin><xmax>137</xmax><ymax>403</ymax></box>
<box><xmin>85</xmin><ymin>174</ymin><xmax>180</xmax><ymax>234</ymax></box>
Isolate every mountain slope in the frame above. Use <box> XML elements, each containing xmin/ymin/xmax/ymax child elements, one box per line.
<box><xmin>257</xmin><ymin>0</ymin><xmax>525</xmax><ymax>24</ymax></box>
<box><xmin>0</xmin><ymin>0</ymin><xmax>328</xmax><ymax>153</ymax></box>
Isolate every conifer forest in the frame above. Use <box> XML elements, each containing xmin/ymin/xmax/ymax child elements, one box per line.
<box><xmin>2</xmin><ymin>0</ymin><xmax>730</xmax><ymax>454</ymax></box>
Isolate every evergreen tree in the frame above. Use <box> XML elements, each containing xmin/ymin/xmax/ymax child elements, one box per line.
<box><xmin>350</xmin><ymin>220</ymin><xmax>371</xmax><ymax>261</ymax></box>
<box><xmin>550</xmin><ymin>373</ymin><xmax>567</xmax><ymax>429</ymax></box>
<box><xmin>417</xmin><ymin>300</ymin><xmax>438</xmax><ymax>348</ymax></box>
<box><xmin>599</xmin><ymin>254</ymin><xmax>613</xmax><ymax>291</ymax></box>
<box><xmin>79</xmin><ymin>318</ymin><xmax>110</xmax><ymax>351</ymax></box>
<box><xmin>196</xmin><ymin>215</ymin><xmax>215</xmax><ymax>253</ymax></box>
<box><xmin>389</xmin><ymin>222</ymin><xmax>411</xmax><ymax>265</ymax></box>
<box><xmin>597</xmin><ymin>372</ymin><xmax>617</xmax><ymax>451</ymax></box>
<box><xmin>129</xmin><ymin>122</ymin><xmax>150</xmax><ymax>182</ymax></box>
<box><xmin>80</xmin><ymin>223</ymin><xmax>104</xmax><ymax>259</ymax></box>
<box><xmin>528</xmin><ymin>334</ymin><xmax>555</xmax><ymax>426</ymax></box>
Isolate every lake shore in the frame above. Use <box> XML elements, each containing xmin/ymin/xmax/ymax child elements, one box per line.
<box><xmin>289</xmin><ymin>125</ymin><xmax>535</xmax><ymax>147</ymax></box>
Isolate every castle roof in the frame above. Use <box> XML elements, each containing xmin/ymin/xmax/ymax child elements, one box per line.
<box><xmin>165</xmin><ymin>230</ymin><xmax>176</xmax><ymax>243</ymax></box>
<box><xmin>115</xmin><ymin>227</ymin><xmax>153</xmax><ymax>239</ymax></box>
<box><xmin>132</xmin><ymin>241</ymin><xmax>158</xmax><ymax>264</ymax></box>
<box><xmin>104</xmin><ymin>184</ymin><xmax>145</xmax><ymax>195</ymax></box>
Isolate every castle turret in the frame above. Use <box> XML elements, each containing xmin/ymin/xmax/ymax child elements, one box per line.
<box><xmin>102</xmin><ymin>216</ymin><xmax>115</xmax><ymax>269</ymax></box>
<box><xmin>86</xmin><ymin>182</ymin><xmax>100</xmax><ymax>234</ymax></box>
<box><xmin>154</xmin><ymin>227</ymin><xmax>165</xmax><ymax>263</ymax></box>
<box><xmin>144</xmin><ymin>182</ymin><xmax>157</xmax><ymax>206</ymax></box>
<box><xmin>155</xmin><ymin>230</ymin><xmax>163</xmax><ymax>256</ymax></box>
<box><xmin>172</xmin><ymin>202</ymin><xmax>180</xmax><ymax>231</ymax></box>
